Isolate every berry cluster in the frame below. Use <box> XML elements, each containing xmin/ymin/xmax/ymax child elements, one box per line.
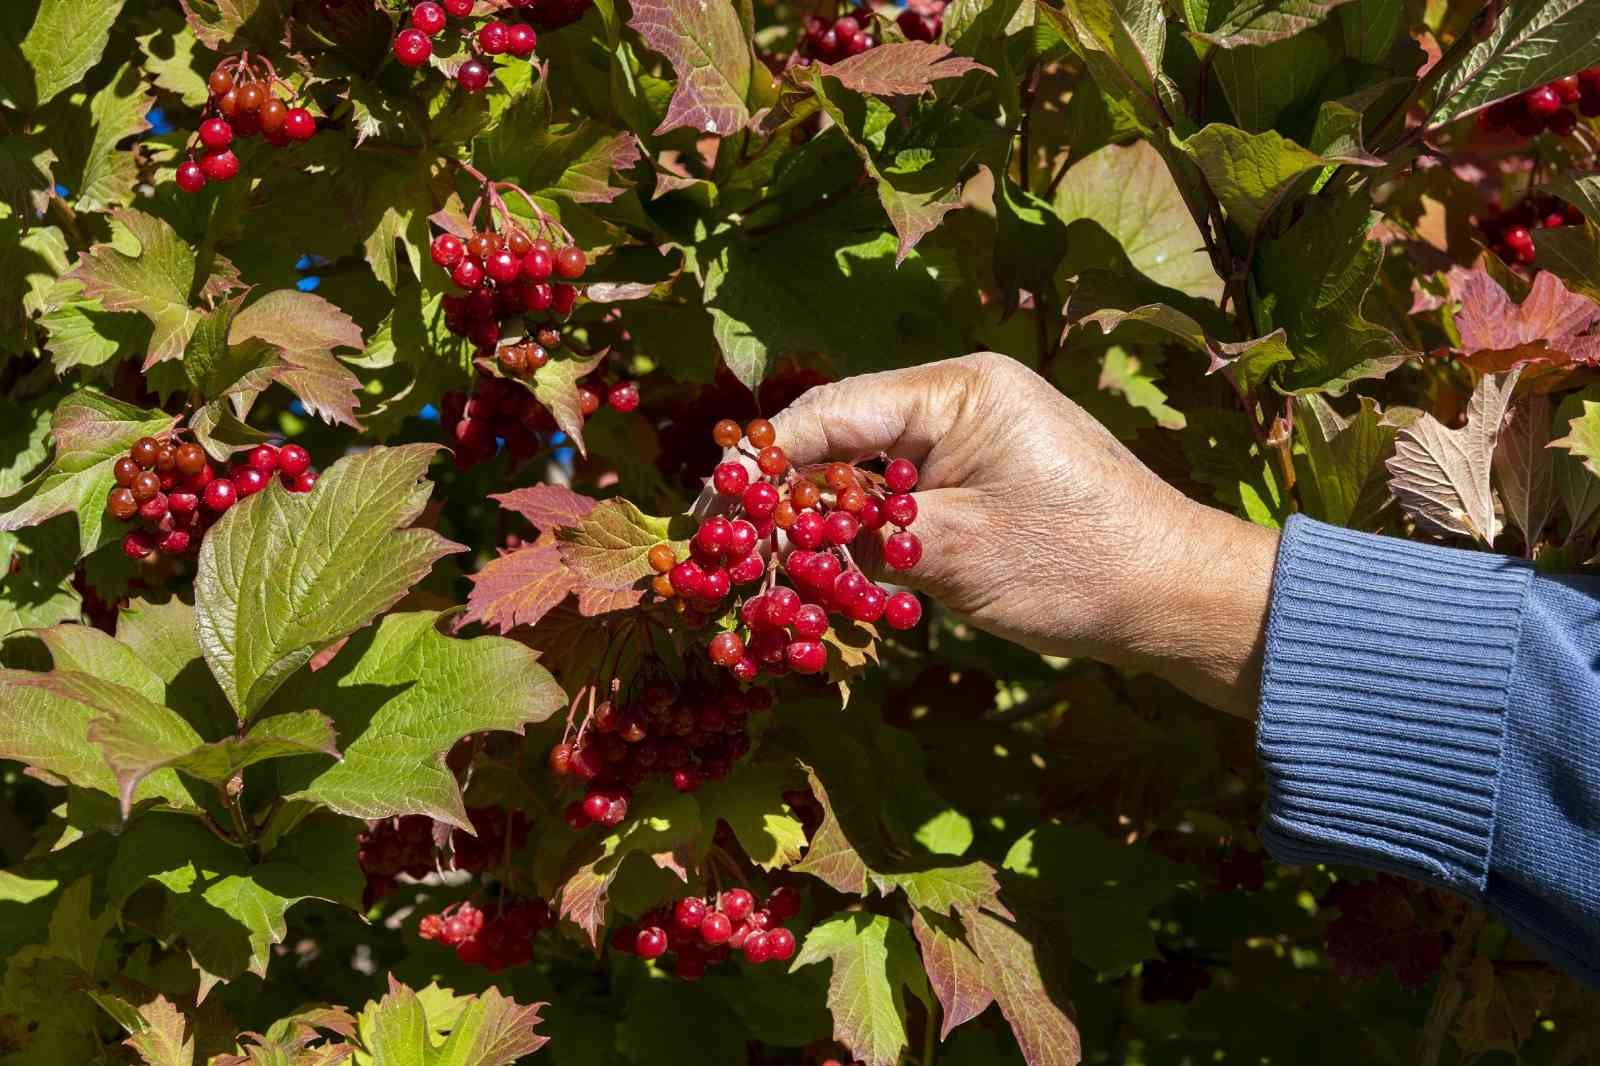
<box><xmin>647</xmin><ymin>419</ymin><xmax>925</xmax><ymax>678</ymax></box>
<box><xmin>895</xmin><ymin>0</ymin><xmax>945</xmax><ymax>42</ymax></box>
<box><xmin>550</xmin><ymin>672</ymin><xmax>771</xmax><ymax>822</ymax></box>
<box><xmin>356</xmin><ymin>807</ymin><xmax>530</xmax><ymax>906</ymax></box>
<box><xmin>175</xmin><ymin>57</ymin><xmax>315</xmax><ymax>193</ymax></box>
<box><xmin>611</xmin><ymin>886</ymin><xmax>802</xmax><ymax>980</ymax></box>
<box><xmin>431</xmin><ymin>223</ymin><xmax>585</xmax><ymax>355</ymax></box>
<box><xmin>107</xmin><ymin>439</ymin><xmax>316</xmax><ymax>561</ymax></box>
<box><xmin>441</xmin><ymin>375</ymin><xmax>553</xmax><ymax>468</ymax></box>
<box><xmin>1477</xmin><ymin>193</ymin><xmax>1584</xmax><ymax>264</ymax></box>
<box><xmin>1476</xmin><ymin>70</ymin><xmax>1600</xmax><ymax>138</ymax></box>
<box><xmin>418</xmin><ymin>897</ymin><xmax>552</xmax><ymax>971</ymax></box>
<box><xmin>393</xmin><ymin>0</ymin><xmax>539</xmax><ymax>91</ymax></box>
<box><xmin>800</xmin><ymin>8</ymin><xmax>879</xmax><ymax>61</ymax></box>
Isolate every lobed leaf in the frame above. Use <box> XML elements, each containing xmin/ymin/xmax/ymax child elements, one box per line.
<box><xmin>1386</xmin><ymin>370</ymin><xmax>1519</xmax><ymax>544</ymax></box>
<box><xmin>792</xmin><ymin>913</ymin><xmax>931</xmax><ymax>1066</ymax></box>
<box><xmin>462</xmin><ymin>542</ymin><xmax>579</xmax><ymax>633</ymax></box>
<box><xmin>70</xmin><ymin>210</ymin><xmax>200</xmax><ymax>368</ymax></box>
<box><xmin>1494</xmin><ymin>393</ymin><xmax>1557</xmax><ymax>546</ymax></box>
<box><xmin>556</xmin><ymin>498</ymin><xmax>688</xmax><ymax>590</ymax></box>
<box><xmin>628</xmin><ymin>0</ymin><xmax>754</xmax><ymax>136</ymax></box>
<box><xmin>491</xmin><ymin>484</ymin><xmax>598</xmax><ymax>531</ymax></box>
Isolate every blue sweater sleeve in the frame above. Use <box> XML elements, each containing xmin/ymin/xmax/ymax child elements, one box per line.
<box><xmin>1256</xmin><ymin>515</ymin><xmax>1600</xmax><ymax>985</ymax></box>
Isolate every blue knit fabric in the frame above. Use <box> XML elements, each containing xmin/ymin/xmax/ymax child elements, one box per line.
<box><xmin>1257</xmin><ymin>515</ymin><xmax>1600</xmax><ymax>986</ymax></box>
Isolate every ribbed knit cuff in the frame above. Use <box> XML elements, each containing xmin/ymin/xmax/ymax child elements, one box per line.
<box><xmin>1257</xmin><ymin>515</ymin><xmax>1534</xmax><ymax>896</ymax></box>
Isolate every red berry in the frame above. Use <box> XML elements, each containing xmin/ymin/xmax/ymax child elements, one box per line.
<box><xmin>788</xmin><ymin>510</ymin><xmax>825</xmax><ymax>549</ymax></box>
<box><xmin>700</xmin><ymin>567</ymin><xmax>731</xmax><ymax>601</ymax></box>
<box><xmin>199</xmin><ymin>117</ymin><xmax>233</xmax><ymax>149</ymax></box>
<box><xmin>564</xmin><ymin>799</ymin><xmax>591</xmax><ymax>829</ymax></box>
<box><xmin>479</xmin><ymin>20</ymin><xmax>511</xmax><ymax>53</ymax></box>
<box><xmin>431</xmin><ymin>233</ymin><xmax>465</xmax><ymax>267</ymax></box>
<box><xmin>726</xmin><ymin>519</ymin><xmax>758</xmax><ymax>559</ymax></box>
<box><xmin>168</xmin><ymin>491</ymin><xmax>199</xmax><ymax>516</ymax></box>
<box><xmin>522</xmin><ymin>247</ymin><xmax>554</xmax><ymax>280</ymax></box>
<box><xmin>669</xmin><ymin>559</ymin><xmax>705</xmax><ymax>597</ymax></box>
<box><xmin>555</xmin><ymin>245</ymin><xmax>587</xmax><ymax>278</ymax></box>
<box><xmin>766</xmin><ymin>886</ymin><xmax>802</xmax><ymax>921</ymax></box>
<box><xmin>552</xmin><ymin>283</ymin><xmax>578</xmax><ymax>315</ymax></box>
<box><xmin>278</xmin><ymin>443</ymin><xmax>311</xmax><ymax>477</ymax></box>
<box><xmin>635</xmin><ymin>927</ymin><xmax>668</xmax><ymax>959</ymax></box>
<box><xmin>709</xmin><ymin>631</ymin><xmax>745</xmax><ymax>666</ymax></box>
<box><xmin>721</xmin><ymin>889</ymin><xmax>754</xmax><ymax>923</ymax></box>
<box><xmin>1554</xmin><ymin>74</ymin><xmax>1582</xmax><ymax>103</ymax></box>
<box><xmin>247</xmin><ymin>444</ymin><xmax>279</xmax><ymax>473</ymax></box>
<box><xmin>713</xmin><ymin>461</ymin><xmax>749</xmax><ymax>496</ymax></box>
<box><xmin>884</xmin><ymin>457</ymin><xmax>918</xmax><ymax>493</ymax></box>
<box><xmin>283</xmin><ymin>108</ymin><xmax>315</xmax><ymax>141</ymax></box>
<box><xmin>851</xmin><ymin>584</ymin><xmax>887</xmax><ymax>623</ymax></box>
<box><xmin>175</xmin><ymin>160</ymin><xmax>207</xmax><ymax>193</ymax></box>
<box><xmin>444</xmin><ymin>0</ymin><xmax>472</xmax><ymax>13</ymax></box>
<box><xmin>884</xmin><ymin>530</ymin><xmax>922</xmax><ymax>570</ymax></box>
<box><xmin>204</xmin><ymin>478</ymin><xmax>237</xmax><ymax>512</ymax></box>
<box><xmin>792</xmin><ymin>603</ymin><xmax>828</xmax><ymax>639</ymax></box>
<box><xmin>671</xmin><ymin>767</ymin><xmax>700</xmax><ymax>792</ymax></box>
<box><xmin>485</xmin><ymin>248</ymin><xmax>521</xmax><ymax>283</ymax></box>
<box><xmin>824</xmin><ymin>510</ymin><xmax>860</xmax><ymax>545</ymax></box>
<box><xmin>508</xmin><ymin>23</ymin><xmax>538</xmax><ymax>57</ymax></box>
<box><xmin>700</xmin><ymin>911</ymin><xmax>732</xmax><ymax>945</ymax></box>
<box><xmin>199</xmin><ymin>149</ymin><xmax>239</xmax><ymax>182</ymax></box>
<box><xmin>458</xmin><ymin>59</ymin><xmax>492</xmax><ymax>91</ymax></box>
<box><xmin>157</xmin><ymin>529</ymin><xmax>191</xmax><ymax>555</ymax></box>
<box><xmin>1525</xmin><ymin>84</ymin><xmax>1562</xmax><ymax>118</ymax></box>
<box><xmin>451</xmin><ymin>257</ymin><xmax>485</xmax><ymax>289</ymax></box>
<box><xmin>394</xmin><ymin>28</ymin><xmax>433</xmax><ymax>66</ymax></box>
<box><xmin>765</xmin><ymin>926</ymin><xmax>796</xmax><ymax>961</ymax></box>
<box><xmin>578</xmin><ymin>384</ymin><xmax>602</xmax><ymax>415</ymax></box>
<box><xmin>884</xmin><ymin>493</ymin><xmax>917</xmax><ymax>527</ymax></box>
<box><xmin>232</xmin><ymin>467</ymin><xmax>268</xmax><ymax>497</ymax></box>
<box><xmin>1548</xmin><ymin>107</ymin><xmax>1578</xmax><ymax>136</ymax></box>
<box><xmin>608</xmin><ymin>381</ymin><xmax>640</xmax><ymax>412</ymax></box>
<box><xmin>288</xmin><ymin>470</ymin><xmax>318</xmax><ymax>493</ymax></box>
<box><xmin>412</xmin><ymin>1</ymin><xmax>447</xmax><ymax>33</ymax></box>
<box><xmin>785</xmin><ymin>639</ymin><xmax>826</xmax><ymax>674</ymax></box>
<box><xmin>884</xmin><ymin>591</ymin><xmax>922</xmax><ymax>630</ymax></box>
<box><xmin>122</xmin><ymin>530</ymin><xmax>155</xmax><ymax>560</ymax></box>
<box><xmin>833</xmin><ymin>568</ymin><xmax>869</xmax><ymax>605</ymax></box>
<box><xmin>674</xmin><ymin>898</ymin><xmax>708</xmax><ymax>931</ymax></box>
<box><xmin>742</xmin><ymin>481</ymin><xmax>779</xmax><ymax>520</ymax></box>
<box><xmin>743</xmin><ymin>931</ymin><xmax>772</xmax><ymax>963</ymax></box>
<box><xmin>582</xmin><ymin>790</ymin><xmax>611</xmax><ymax>823</ymax></box>
<box><xmin>729</xmin><ymin>552</ymin><xmax>765</xmax><ymax>585</ymax></box>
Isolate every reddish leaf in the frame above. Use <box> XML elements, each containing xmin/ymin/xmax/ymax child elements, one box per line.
<box><xmin>965</xmin><ymin>909</ymin><xmax>1083</xmax><ymax>1066</ymax></box>
<box><xmin>462</xmin><ymin>543</ymin><xmax>579</xmax><ymax>633</ymax></box>
<box><xmin>911</xmin><ymin>910</ymin><xmax>995</xmax><ymax>1040</ymax></box>
<box><xmin>815</xmin><ymin>42</ymin><xmax>991</xmax><ymax>97</ymax></box>
<box><xmin>1452</xmin><ymin>269</ymin><xmax>1600</xmax><ymax>371</ymax></box>
<box><xmin>628</xmin><ymin>0</ymin><xmax>755</xmax><ymax>136</ymax></box>
<box><xmin>490</xmin><ymin>484</ymin><xmax>598</xmax><ymax>531</ymax></box>
<box><xmin>791</xmin><ymin>764</ymin><xmax>870</xmax><ymax>894</ymax></box>
<box><xmin>575</xmin><ymin>585</ymin><xmax>645</xmax><ymax>615</ymax></box>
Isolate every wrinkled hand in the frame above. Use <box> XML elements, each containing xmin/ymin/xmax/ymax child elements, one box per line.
<box><xmin>768</xmin><ymin>352</ymin><xmax>1279</xmax><ymax>717</ymax></box>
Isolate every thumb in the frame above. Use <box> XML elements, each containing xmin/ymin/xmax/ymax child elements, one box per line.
<box><xmin>767</xmin><ymin>361</ymin><xmax>968</xmax><ymax>473</ymax></box>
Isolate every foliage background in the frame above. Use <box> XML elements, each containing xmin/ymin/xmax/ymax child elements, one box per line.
<box><xmin>2</xmin><ymin>0</ymin><xmax>1600</xmax><ymax>1062</ymax></box>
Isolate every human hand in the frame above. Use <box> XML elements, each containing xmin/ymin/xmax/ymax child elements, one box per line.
<box><xmin>767</xmin><ymin>352</ymin><xmax>1279</xmax><ymax>717</ymax></box>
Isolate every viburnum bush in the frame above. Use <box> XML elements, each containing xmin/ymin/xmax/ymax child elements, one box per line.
<box><xmin>4</xmin><ymin>0</ymin><xmax>1600</xmax><ymax>1063</ymax></box>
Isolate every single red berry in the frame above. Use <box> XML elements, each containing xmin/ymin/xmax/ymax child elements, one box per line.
<box><xmin>756</xmin><ymin>445</ymin><xmax>788</xmax><ymax>476</ymax></box>
<box><xmin>726</xmin><ymin>518</ymin><xmax>758</xmax><ymax>559</ymax></box>
<box><xmin>247</xmin><ymin>444</ymin><xmax>279</xmax><ymax>473</ymax></box>
<box><xmin>741</xmin><ymin>481</ymin><xmax>779</xmax><ymax>520</ymax></box>
<box><xmin>785</xmin><ymin>639</ymin><xmax>826</xmax><ymax>674</ymax></box>
<box><xmin>419</xmin><ymin>913</ymin><xmax>445</xmax><ymax>940</ymax></box>
<box><xmin>577</xmin><ymin>383</ymin><xmax>602</xmax><ymax>416</ymax></box>
<box><xmin>729</xmin><ymin>551</ymin><xmax>765</xmax><ymax>585</ymax></box>
<box><xmin>552</xmin><ymin>283</ymin><xmax>578</xmax><ymax>316</ymax></box>
<box><xmin>884</xmin><ymin>591</ymin><xmax>922</xmax><ymax>630</ymax></box>
<box><xmin>278</xmin><ymin>443</ymin><xmax>311</xmax><ymax>477</ymax></box>
<box><xmin>884</xmin><ymin>493</ymin><xmax>917</xmax><ymax>527</ymax></box>
<box><xmin>713</xmin><ymin>461</ymin><xmax>750</xmax><ymax>496</ymax></box>
<box><xmin>764</xmin><ymin>586</ymin><xmax>801</xmax><ymax>627</ymax></box>
<box><xmin>288</xmin><ymin>470</ymin><xmax>319</xmax><ymax>493</ymax></box>
<box><xmin>283</xmin><ymin>108</ymin><xmax>316</xmax><ymax>141</ymax></box>
<box><xmin>412</xmin><ymin>0</ymin><xmax>447</xmax><ymax>33</ymax></box>
<box><xmin>699</xmin><ymin>567</ymin><xmax>731</xmax><ymax>601</ymax></box>
<box><xmin>175</xmin><ymin>160</ymin><xmax>207</xmax><ymax>193</ymax></box>
<box><xmin>743</xmin><ymin>931</ymin><xmax>772</xmax><ymax>963</ymax></box>
<box><xmin>788</xmin><ymin>510</ymin><xmax>825</xmax><ymax>549</ymax></box>
<box><xmin>457</xmin><ymin>59</ymin><xmax>492</xmax><ymax>91</ymax></box>
<box><xmin>824</xmin><ymin>510</ymin><xmax>860</xmax><ymax>546</ymax></box>
<box><xmin>766</xmin><ymin>885</ymin><xmax>802</xmax><ymax>921</ymax></box>
<box><xmin>444</xmin><ymin>0</ymin><xmax>473</xmax><ymax>13</ymax></box>
<box><xmin>507</xmin><ymin>23</ymin><xmax>538</xmax><ymax>57</ymax></box>
<box><xmin>884</xmin><ymin>530</ymin><xmax>922</xmax><ymax>570</ymax></box>
<box><xmin>451</xmin><ymin>257</ymin><xmax>485</xmax><ymax>289</ymax></box>
<box><xmin>555</xmin><ymin>245</ymin><xmax>587</xmax><ymax>278</ymax></box>
<box><xmin>521</xmin><ymin>246</ymin><xmax>554</xmax><ymax>280</ymax></box>
<box><xmin>430</xmin><ymin>233</ymin><xmax>465</xmax><ymax>267</ymax></box>
<box><xmin>394</xmin><ymin>28</ymin><xmax>433</xmax><ymax>66</ymax></box>
<box><xmin>700</xmin><ymin>911</ymin><xmax>732</xmax><ymax>945</ymax></box>
<box><xmin>485</xmin><ymin>248</ymin><xmax>521</xmax><ymax>283</ymax></box>
<box><xmin>792</xmin><ymin>603</ymin><xmax>828</xmax><ymax>639</ymax></box>
<box><xmin>478</xmin><ymin>20</ymin><xmax>511</xmax><ymax>53</ymax></box>
<box><xmin>674</xmin><ymin>898</ymin><xmax>708</xmax><ymax>931</ymax></box>
<box><xmin>122</xmin><ymin>530</ymin><xmax>156</xmax><ymax>560</ymax></box>
<box><xmin>765</xmin><ymin>926</ymin><xmax>796</xmax><ymax>961</ymax></box>
<box><xmin>608</xmin><ymin>381</ymin><xmax>640</xmax><ymax>412</ymax></box>
<box><xmin>1524</xmin><ymin>84</ymin><xmax>1563</xmax><ymax>118</ymax></box>
<box><xmin>208</xmin><ymin>68</ymin><xmax>235</xmax><ymax>96</ymax></box>
<box><xmin>582</xmin><ymin>790</ymin><xmax>611</xmax><ymax>823</ymax></box>
<box><xmin>669</xmin><ymin>559</ymin><xmax>705</xmax><ymax>597</ymax></box>
<box><xmin>1554</xmin><ymin>74</ymin><xmax>1582</xmax><ymax>103</ymax></box>
<box><xmin>709</xmin><ymin>631</ymin><xmax>745</xmax><ymax>666</ymax></box>
<box><xmin>1503</xmin><ymin>225</ymin><xmax>1536</xmax><ymax>264</ymax></box>
<box><xmin>696</xmin><ymin>516</ymin><xmax>732</xmax><ymax>554</ymax></box>
<box><xmin>157</xmin><ymin>529</ymin><xmax>191</xmax><ymax>555</ymax></box>
<box><xmin>635</xmin><ymin>927</ymin><xmax>669</xmax><ymax>959</ymax></box>
<box><xmin>671</xmin><ymin>767</ymin><xmax>701</xmax><ymax>792</ymax></box>
<box><xmin>199</xmin><ymin>148</ymin><xmax>239</xmax><ymax>182</ymax></box>
<box><xmin>720</xmin><ymin>889</ymin><xmax>754</xmax><ymax>923</ymax></box>
<box><xmin>204</xmin><ymin>478</ymin><xmax>237</xmax><ymax>512</ymax></box>
<box><xmin>168</xmin><ymin>491</ymin><xmax>199</xmax><ymax>516</ymax></box>
<box><xmin>851</xmin><ymin>584</ymin><xmax>887</xmax><ymax>623</ymax></box>
<box><xmin>884</xmin><ymin>457</ymin><xmax>918</xmax><ymax>493</ymax></box>
<box><xmin>233</xmin><ymin>467</ymin><xmax>268</xmax><ymax>497</ymax></box>
<box><xmin>199</xmin><ymin>117</ymin><xmax>234</xmax><ymax>149</ymax></box>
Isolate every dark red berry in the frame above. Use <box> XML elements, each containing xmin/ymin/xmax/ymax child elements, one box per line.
<box><xmin>278</xmin><ymin>443</ymin><xmax>311</xmax><ymax>477</ymax></box>
<box><xmin>394</xmin><ymin>28</ymin><xmax>433</xmax><ymax>66</ymax></box>
<box><xmin>884</xmin><ymin>457</ymin><xmax>918</xmax><ymax>493</ymax></box>
<box><xmin>247</xmin><ymin>444</ymin><xmax>279</xmax><ymax>473</ymax></box>
<box><xmin>204</xmin><ymin>478</ymin><xmax>237</xmax><ymax>512</ymax></box>
<box><xmin>458</xmin><ymin>58</ymin><xmax>492</xmax><ymax>91</ymax></box>
<box><xmin>412</xmin><ymin>0</ymin><xmax>447</xmax><ymax>33</ymax></box>
<box><xmin>199</xmin><ymin>117</ymin><xmax>233</xmax><ymax>149</ymax></box>
<box><xmin>283</xmin><ymin>108</ymin><xmax>316</xmax><ymax>141</ymax></box>
<box><xmin>607</xmin><ymin>381</ymin><xmax>640</xmax><ymax>412</ymax></box>
<box><xmin>176</xmin><ymin>160</ymin><xmax>207</xmax><ymax>193</ymax></box>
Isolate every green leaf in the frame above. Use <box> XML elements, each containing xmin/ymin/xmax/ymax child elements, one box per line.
<box><xmin>0</xmin><ymin>525</ymin><xmax>81</xmax><ymax>641</ymax></box>
<box><xmin>1552</xmin><ymin>387</ymin><xmax>1600</xmax><ymax>536</ymax></box>
<box><xmin>0</xmin><ymin>389</ymin><xmax>177</xmax><ymax>558</ymax></box>
<box><xmin>0</xmin><ymin>669</ymin><xmax>194</xmax><ymax>809</ymax></box>
<box><xmin>135</xmin><ymin>9</ymin><xmax>211</xmax><ymax>108</ymax></box>
<box><xmin>194</xmin><ymin>445</ymin><xmax>464</xmax><ymax>719</ymax></box>
<box><xmin>909</xmin><ymin>910</ymin><xmax>994</xmax><ymax>1040</ymax></box>
<box><xmin>0</xmin><ymin>392</ymin><xmax>53</xmax><ymax>497</ymax></box>
<box><xmin>63</xmin><ymin>62</ymin><xmax>152</xmax><ymax>212</ymax></box>
<box><xmin>1051</xmin><ymin>0</ymin><xmax>1172</xmax><ymax>130</ymax></box>
<box><xmin>10</xmin><ymin>0</ymin><xmax>125</xmax><ymax>108</ymax></box>
<box><xmin>1054</xmin><ymin>139</ymin><xmax>1222</xmax><ymax>301</ymax></box>
<box><xmin>0</xmin><ymin>220</ymin><xmax>70</xmax><ymax>350</ymax></box>
<box><xmin>1182</xmin><ymin>407</ymin><xmax>1289</xmax><ymax>526</ymax></box>
<box><xmin>628</xmin><ymin>0</ymin><xmax>754</xmax><ymax>136</ymax></box>
<box><xmin>120</xmin><ymin>996</ymin><xmax>195</xmax><ymax>1066</ymax></box>
<box><xmin>356</xmin><ymin>978</ymin><xmax>548</xmax><ymax>1065</ymax></box>
<box><xmin>38</xmin><ymin>276</ymin><xmax>152</xmax><ymax>373</ymax></box>
<box><xmin>556</xmin><ymin>498</ymin><xmax>688</xmax><ymax>590</ymax></box>
<box><xmin>532</xmin><ymin>351</ymin><xmax>607</xmax><ymax>455</ymax></box>
<box><xmin>1182</xmin><ymin>124</ymin><xmax>1371</xmax><ymax>237</ymax></box>
<box><xmin>108</xmin><ymin>812</ymin><xmax>363</xmax><ymax>993</ymax></box>
<box><xmin>70</xmin><ymin>209</ymin><xmax>200</xmax><ymax>367</ymax></box>
<box><xmin>1211</xmin><ymin>25</ymin><xmax>1338</xmax><ymax>132</ymax></box>
<box><xmin>1294</xmin><ymin>394</ymin><xmax>1403</xmax><ymax>529</ymax></box>
<box><xmin>0</xmin><ymin>130</ymin><xmax>57</xmax><ymax>217</ymax></box>
<box><xmin>461</xmin><ymin>542</ymin><xmax>579</xmax><ymax>633</ymax></box>
<box><xmin>695</xmin><ymin>763</ymin><xmax>808</xmax><ymax>871</ymax></box>
<box><xmin>1534</xmin><ymin>222</ymin><xmax>1600</xmax><ymax>304</ymax></box>
<box><xmin>1429</xmin><ymin>0</ymin><xmax>1600</xmax><ymax>127</ymax></box>
<box><xmin>1185</xmin><ymin>0</ymin><xmax>1355</xmax><ymax>48</ymax></box>
<box><xmin>178</xmin><ymin>0</ymin><xmax>288</xmax><ymax>50</ymax></box>
<box><xmin>792</xmin><ymin>913</ymin><xmax>930</xmax><ymax>1066</ymax></box>
<box><xmin>275</xmin><ymin>610</ymin><xmax>563</xmax><ymax>830</ymax></box>
<box><xmin>1255</xmin><ymin>190</ymin><xmax>1408</xmax><ymax>394</ymax></box>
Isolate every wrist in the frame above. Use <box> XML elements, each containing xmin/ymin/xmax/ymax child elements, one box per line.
<box><xmin>1101</xmin><ymin>499</ymin><xmax>1279</xmax><ymax>717</ymax></box>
